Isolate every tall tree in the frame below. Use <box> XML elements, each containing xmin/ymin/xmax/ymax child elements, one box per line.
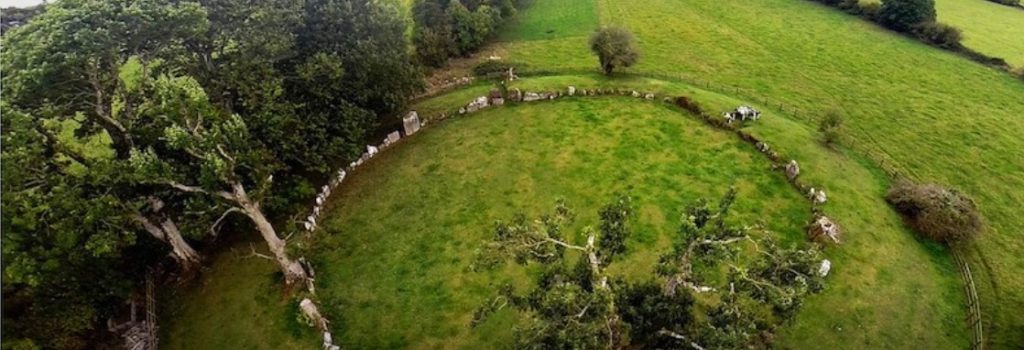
<box><xmin>129</xmin><ymin>75</ymin><xmax>309</xmax><ymax>285</ymax></box>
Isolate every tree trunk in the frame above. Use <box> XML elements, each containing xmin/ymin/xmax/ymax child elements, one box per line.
<box><xmin>133</xmin><ymin>213</ymin><xmax>201</xmax><ymax>271</ymax></box>
<box><xmin>231</xmin><ymin>181</ymin><xmax>308</xmax><ymax>285</ymax></box>
<box><xmin>159</xmin><ymin>217</ymin><xmax>202</xmax><ymax>268</ymax></box>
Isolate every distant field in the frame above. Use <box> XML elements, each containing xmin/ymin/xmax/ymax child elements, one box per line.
<box><xmin>861</xmin><ymin>0</ymin><xmax>1024</xmax><ymax>67</ymax></box>
<box><xmin>497</xmin><ymin>0</ymin><xmax>599</xmax><ymax>41</ymax></box>
<box><xmin>935</xmin><ymin>0</ymin><xmax>1024</xmax><ymax>67</ymax></box>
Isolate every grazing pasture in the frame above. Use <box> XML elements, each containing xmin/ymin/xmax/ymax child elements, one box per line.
<box><xmin>160</xmin><ymin>0</ymin><xmax>1023</xmax><ymax>348</ymax></box>
<box><xmin>491</xmin><ymin>0</ymin><xmax>1024</xmax><ymax>347</ymax></box>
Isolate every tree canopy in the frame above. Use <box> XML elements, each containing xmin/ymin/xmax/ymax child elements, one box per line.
<box><xmin>1</xmin><ymin>0</ymin><xmax>424</xmax><ymax>347</ymax></box>
<box><xmin>589</xmin><ymin>26</ymin><xmax>640</xmax><ymax>75</ymax></box>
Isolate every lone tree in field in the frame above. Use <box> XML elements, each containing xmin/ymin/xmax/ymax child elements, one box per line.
<box><xmin>879</xmin><ymin>0</ymin><xmax>937</xmax><ymax>32</ymax></box>
<box><xmin>589</xmin><ymin>27</ymin><xmax>640</xmax><ymax>75</ymax></box>
<box><xmin>472</xmin><ymin>190</ymin><xmax>826</xmax><ymax>349</ymax></box>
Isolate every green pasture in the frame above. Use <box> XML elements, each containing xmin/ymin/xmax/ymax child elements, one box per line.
<box><xmin>492</xmin><ymin>0</ymin><xmax>1024</xmax><ymax>346</ymax></box>
<box><xmin>161</xmin><ymin>0</ymin><xmax>1024</xmax><ymax>348</ymax></box>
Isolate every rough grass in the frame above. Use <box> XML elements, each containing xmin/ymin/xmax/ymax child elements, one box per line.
<box><xmin>859</xmin><ymin>0</ymin><xmax>1024</xmax><ymax>67</ymax></box>
<box><xmin>490</xmin><ymin>0</ymin><xmax>1024</xmax><ymax>347</ymax></box>
<box><xmin>159</xmin><ymin>240</ymin><xmax>319</xmax><ymax>350</ymax></box>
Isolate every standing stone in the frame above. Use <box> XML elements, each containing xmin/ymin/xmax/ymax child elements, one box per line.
<box><xmin>387</xmin><ymin>131</ymin><xmax>401</xmax><ymax>144</ymax></box>
<box><xmin>568</xmin><ymin>86</ymin><xmax>577</xmax><ymax>96</ymax></box>
<box><xmin>786</xmin><ymin>160</ymin><xmax>800</xmax><ymax>180</ymax></box>
<box><xmin>403</xmin><ymin>111</ymin><xmax>421</xmax><ymax>136</ymax></box>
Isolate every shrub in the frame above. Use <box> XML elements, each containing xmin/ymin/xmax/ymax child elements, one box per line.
<box><xmin>885</xmin><ymin>179</ymin><xmax>982</xmax><ymax>244</ymax></box>
<box><xmin>674</xmin><ymin>96</ymin><xmax>705</xmax><ymax>116</ymax></box>
<box><xmin>449</xmin><ymin>2</ymin><xmax>497</xmax><ymax>55</ymax></box>
<box><xmin>818</xmin><ymin>109</ymin><xmax>844</xmax><ymax>146</ymax></box>
<box><xmin>589</xmin><ymin>26</ymin><xmax>640</xmax><ymax>75</ymax></box>
<box><xmin>879</xmin><ymin>0</ymin><xmax>937</xmax><ymax>32</ymax></box>
<box><xmin>472</xmin><ymin>59</ymin><xmax>525</xmax><ymax>78</ymax></box>
<box><xmin>912</xmin><ymin>21</ymin><xmax>962</xmax><ymax>49</ymax></box>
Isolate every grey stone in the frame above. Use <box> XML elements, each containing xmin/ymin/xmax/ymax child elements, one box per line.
<box><xmin>403</xmin><ymin>111</ymin><xmax>421</xmax><ymax>135</ymax></box>
<box><xmin>786</xmin><ymin>160</ymin><xmax>800</xmax><ymax>180</ymax></box>
<box><xmin>387</xmin><ymin>131</ymin><xmax>401</xmax><ymax>144</ymax></box>
<box><xmin>568</xmin><ymin>86</ymin><xmax>576</xmax><ymax>96</ymax></box>
<box><xmin>523</xmin><ymin>92</ymin><xmax>543</xmax><ymax>102</ymax></box>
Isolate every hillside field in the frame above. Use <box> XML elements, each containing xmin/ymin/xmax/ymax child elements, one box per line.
<box><xmin>160</xmin><ymin>0</ymin><xmax>1024</xmax><ymax>348</ymax></box>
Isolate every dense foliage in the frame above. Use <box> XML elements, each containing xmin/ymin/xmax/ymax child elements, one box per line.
<box><xmin>0</xmin><ymin>0</ymin><xmax>422</xmax><ymax>348</ymax></box>
<box><xmin>473</xmin><ymin>190</ymin><xmax>825</xmax><ymax>349</ymax></box>
<box><xmin>411</xmin><ymin>0</ymin><xmax>521</xmax><ymax>67</ymax></box>
<box><xmin>886</xmin><ymin>179</ymin><xmax>983</xmax><ymax>244</ymax></box>
<box><xmin>879</xmin><ymin>0</ymin><xmax>937</xmax><ymax>32</ymax></box>
<box><xmin>589</xmin><ymin>27</ymin><xmax>640</xmax><ymax>75</ymax></box>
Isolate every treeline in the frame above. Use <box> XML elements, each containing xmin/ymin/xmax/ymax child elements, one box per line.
<box><xmin>1</xmin><ymin>0</ymin><xmax>422</xmax><ymax>348</ymax></box>
<box><xmin>411</xmin><ymin>0</ymin><xmax>522</xmax><ymax>67</ymax></box>
<box><xmin>809</xmin><ymin>0</ymin><xmax>1013</xmax><ymax>69</ymax></box>
<box><xmin>0</xmin><ymin>4</ymin><xmax>45</xmax><ymax>34</ymax></box>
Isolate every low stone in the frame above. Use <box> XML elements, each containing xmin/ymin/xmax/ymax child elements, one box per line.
<box><xmin>509</xmin><ymin>88</ymin><xmax>522</xmax><ymax>102</ymax></box>
<box><xmin>459</xmin><ymin>107</ymin><xmax>466</xmax><ymax>114</ymax></box>
<box><xmin>491</xmin><ymin>97</ymin><xmax>504</xmax><ymax>105</ymax></box>
<box><xmin>367</xmin><ymin>145</ymin><xmax>379</xmax><ymax>157</ymax></box>
<box><xmin>631</xmin><ymin>90</ymin><xmax>641</xmax><ymax>97</ymax></box>
<box><xmin>386</xmin><ymin>131</ymin><xmax>401</xmax><ymax>144</ymax></box>
<box><xmin>523</xmin><ymin>92</ymin><xmax>542</xmax><ymax>102</ymax></box>
<box><xmin>818</xmin><ymin>259</ymin><xmax>832</xmax><ymax>277</ymax></box>
<box><xmin>568</xmin><ymin>86</ymin><xmax>576</xmax><ymax>96</ymax></box>
<box><xmin>644</xmin><ymin>93</ymin><xmax>655</xmax><ymax>99</ymax></box>
<box><xmin>299</xmin><ymin>299</ymin><xmax>328</xmax><ymax>330</ymax></box>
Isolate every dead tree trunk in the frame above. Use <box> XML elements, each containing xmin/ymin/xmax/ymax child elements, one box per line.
<box><xmin>133</xmin><ymin>213</ymin><xmax>201</xmax><ymax>271</ymax></box>
<box><xmin>230</xmin><ymin>181</ymin><xmax>308</xmax><ymax>285</ymax></box>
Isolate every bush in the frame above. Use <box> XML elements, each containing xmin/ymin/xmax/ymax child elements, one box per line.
<box><xmin>885</xmin><ymin>179</ymin><xmax>982</xmax><ymax>244</ymax></box>
<box><xmin>818</xmin><ymin>109</ymin><xmax>844</xmax><ymax>146</ymax></box>
<box><xmin>878</xmin><ymin>0</ymin><xmax>937</xmax><ymax>32</ymax></box>
<box><xmin>589</xmin><ymin>26</ymin><xmax>640</xmax><ymax>75</ymax></box>
<box><xmin>674</xmin><ymin>96</ymin><xmax>705</xmax><ymax>116</ymax></box>
<box><xmin>912</xmin><ymin>21</ymin><xmax>962</xmax><ymax>49</ymax></box>
<box><xmin>472</xmin><ymin>59</ymin><xmax>525</xmax><ymax>78</ymax></box>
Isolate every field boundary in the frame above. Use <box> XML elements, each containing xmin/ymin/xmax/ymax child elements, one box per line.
<box><xmin>952</xmin><ymin>248</ymin><xmax>985</xmax><ymax>350</ymax></box>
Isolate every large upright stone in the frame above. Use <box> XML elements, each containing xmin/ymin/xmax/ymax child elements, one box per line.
<box><xmin>403</xmin><ymin>111</ymin><xmax>421</xmax><ymax>136</ymax></box>
<box><xmin>786</xmin><ymin>160</ymin><xmax>800</xmax><ymax>180</ymax></box>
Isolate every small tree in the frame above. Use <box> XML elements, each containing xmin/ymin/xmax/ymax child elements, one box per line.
<box><xmin>879</xmin><ymin>0</ymin><xmax>937</xmax><ymax>32</ymax></box>
<box><xmin>589</xmin><ymin>27</ymin><xmax>640</xmax><ymax>75</ymax></box>
<box><xmin>886</xmin><ymin>179</ymin><xmax>982</xmax><ymax>244</ymax></box>
<box><xmin>818</xmin><ymin>109</ymin><xmax>844</xmax><ymax>147</ymax></box>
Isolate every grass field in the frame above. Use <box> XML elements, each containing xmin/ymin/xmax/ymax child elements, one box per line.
<box><xmin>160</xmin><ymin>0</ymin><xmax>1024</xmax><ymax>348</ymax></box>
<box><xmin>489</xmin><ymin>0</ymin><xmax>1024</xmax><ymax>347</ymax></box>
<box><xmin>859</xmin><ymin>0</ymin><xmax>1024</xmax><ymax>67</ymax></box>
<box><xmin>935</xmin><ymin>0</ymin><xmax>1024</xmax><ymax>67</ymax></box>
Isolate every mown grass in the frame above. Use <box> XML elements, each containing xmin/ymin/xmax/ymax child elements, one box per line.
<box><xmin>497</xmin><ymin>0</ymin><xmax>599</xmax><ymax>42</ymax></box>
<box><xmin>311</xmin><ymin>98</ymin><xmax>811</xmax><ymax>348</ymax></box>
<box><xmin>490</xmin><ymin>0</ymin><xmax>1024</xmax><ymax>347</ymax></box>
